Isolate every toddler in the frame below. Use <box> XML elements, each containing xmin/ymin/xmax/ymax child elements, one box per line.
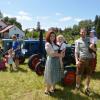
<box><xmin>89</xmin><ymin>30</ymin><xmax>97</xmax><ymax>58</ymax></box>
<box><xmin>7</xmin><ymin>49</ymin><xmax>15</xmax><ymax>71</ymax></box>
<box><xmin>57</xmin><ymin>35</ymin><xmax>67</xmax><ymax>69</ymax></box>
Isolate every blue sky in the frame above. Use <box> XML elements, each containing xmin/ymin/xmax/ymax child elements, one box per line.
<box><xmin>0</xmin><ymin>0</ymin><xmax>100</xmax><ymax>30</ymax></box>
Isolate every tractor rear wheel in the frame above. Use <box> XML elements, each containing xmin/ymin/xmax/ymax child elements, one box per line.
<box><xmin>28</xmin><ymin>54</ymin><xmax>40</xmax><ymax>71</ymax></box>
<box><xmin>35</xmin><ymin>62</ymin><xmax>44</xmax><ymax>76</ymax></box>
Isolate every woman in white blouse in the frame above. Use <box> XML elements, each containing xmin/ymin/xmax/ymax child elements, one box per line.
<box><xmin>44</xmin><ymin>30</ymin><xmax>64</xmax><ymax>95</ymax></box>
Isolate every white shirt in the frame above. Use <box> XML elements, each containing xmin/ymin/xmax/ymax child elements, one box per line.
<box><xmin>90</xmin><ymin>37</ymin><xmax>98</xmax><ymax>44</ymax></box>
<box><xmin>57</xmin><ymin>42</ymin><xmax>67</xmax><ymax>50</ymax></box>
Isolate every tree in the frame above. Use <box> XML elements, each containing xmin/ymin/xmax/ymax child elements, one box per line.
<box><xmin>96</xmin><ymin>16</ymin><xmax>100</xmax><ymax>38</ymax></box>
<box><xmin>94</xmin><ymin>15</ymin><xmax>99</xmax><ymax>26</ymax></box>
<box><xmin>36</xmin><ymin>21</ymin><xmax>40</xmax><ymax>31</ymax></box>
<box><xmin>3</xmin><ymin>17</ymin><xmax>22</xmax><ymax>29</ymax></box>
<box><xmin>0</xmin><ymin>10</ymin><xmax>3</xmax><ymax>19</ymax></box>
<box><xmin>79</xmin><ymin>20</ymin><xmax>94</xmax><ymax>35</ymax></box>
<box><xmin>3</xmin><ymin>16</ymin><xmax>9</xmax><ymax>22</ymax></box>
<box><xmin>72</xmin><ymin>24</ymin><xmax>80</xmax><ymax>35</ymax></box>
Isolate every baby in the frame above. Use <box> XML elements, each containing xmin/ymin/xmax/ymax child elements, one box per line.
<box><xmin>57</xmin><ymin>35</ymin><xmax>67</xmax><ymax>69</ymax></box>
<box><xmin>89</xmin><ymin>30</ymin><xmax>97</xmax><ymax>58</ymax></box>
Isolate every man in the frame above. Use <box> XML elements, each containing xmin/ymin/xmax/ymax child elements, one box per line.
<box><xmin>75</xmin><ymin>28</ymin><xmax>94</xmax><ymax>96</ymax></box>
<box><xmin>12</xmin><ymin>35</ymin><xmax>20</xmax><ymax>70</ymax></box>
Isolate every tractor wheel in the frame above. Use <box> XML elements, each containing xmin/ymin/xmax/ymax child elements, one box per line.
<box><xmin>28</xmin><ymin>54</ymin><xmax>40</xmax><ymax>71</ymax></box>
<box><xmin>64</xmin><ymin>71</ymin><xmax>76</xmax><ymax>86</ymax></box>
<box><xmin>0</xmin><ymin>61</ymin><xmax>6</xmax><ymax>71</ymax></box>
<box><xmin>35</xmin><ymin>62</ymin><xmax>44</xmax><ymax>76</ymax></box>
<box><xmin>19</xmin><ymin>55</ymin><xmax>25</xmax><ymax>64</ymax></box>
<box><xmin>63</xmin><ymin>66</ymin><xmax>76</xmax><ymax>86</ymax></box>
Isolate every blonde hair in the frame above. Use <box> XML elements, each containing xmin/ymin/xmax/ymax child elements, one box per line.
<box><xmin>57</xmin><ymin>34</ymin><xmax>65</xmax><ymax>41</ymax></box>
<box><xmin>8</xmin><ymin>49</ymin><xmax>13</xmax><ymax>54</ymax></box>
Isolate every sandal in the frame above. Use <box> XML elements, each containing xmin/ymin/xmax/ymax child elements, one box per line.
<box><xmin>50</xmin><ymin>90</ymin><xmax>55</xmax><ymax>93</ymax></box>
<box><xmin>44</xmin><ymin>91</ymin><xmax>51</xmax><ymax>95</ymax></box>
<box><xmin>85</xmin><ymin>88</ymin><xmax>91</xmax><ymax>96</ymax></box>
<box><xmin>50</xmin><ymin>88</ymin><xmax>59</xmax><ymax>92</ymax></box>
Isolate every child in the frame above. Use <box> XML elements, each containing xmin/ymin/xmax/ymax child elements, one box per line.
<box><xmin>57</xmin><ymin>35</ymin><xmax>67</xmax><ymax>69</ymax></box>
<box><xmin>7</xmin><ymin>49</ymin><xmax>15</xmax><ymax>71</ymax></box>
<box><xmin>89</xmin><ymin>30</ymin><xmax>98</xmax><ymax>72</ymax></box>
<box><xmin>89</xmin><ymin>30</ymin><xmax>97</xmax><ymax>58</ymax></box>
<box><xmin>0</xmin><ymin>47</ymin><xmax>3</xmax><ymax>61</ymax></box>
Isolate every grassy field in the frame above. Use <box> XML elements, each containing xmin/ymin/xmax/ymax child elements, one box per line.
<box><xmin>97</xmin><ymin>40</ymin><xmax>100</xmax><ymax>48</ymax></box>
<box><xmin>0</xmin><ymin>41</ymin><xmax>100</xmax><ymax>100</ymax></box>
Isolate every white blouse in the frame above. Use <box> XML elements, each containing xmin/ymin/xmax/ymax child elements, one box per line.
<box><xmin>45</xmin><ymin>42</ymin><xmax>59</xmax><ymax>56</ymax></box>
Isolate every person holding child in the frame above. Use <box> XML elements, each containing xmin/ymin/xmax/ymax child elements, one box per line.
<box><xmin>44</xmin><ymin>30</ymin><xmax>64</xmax><ymax>95</ymax></box>
<box><xmin>74</xmin><ymin>28</ymin><xmax>95</xmax><ymax>96</ymax></box>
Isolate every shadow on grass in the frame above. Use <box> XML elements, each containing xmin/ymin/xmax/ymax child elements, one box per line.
<box><xmin>20</xmin><ymin>62</ymin><xmax>28</xmax><ymax>65</ymax></box>
<box><xmin>91</xmin><ymin>71</ymin><xmax>100</xmax><ymax>79</ymax></box>
<box><xmin>91</xmin><ymin>91</ymin><xmax>100</xmax><ymax>100</ymax></box>
<box><xmin>18</xmin><ymin>67</ymin><xmax>28</xmax><ymax>73</ymax></box>
<box><xmin>50</xmin><ymin>83</ymin><xmax>89</xmax><ymax>100</ymax></box>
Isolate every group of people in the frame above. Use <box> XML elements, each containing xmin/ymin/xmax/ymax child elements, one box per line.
<box><xmin>0</xmin><ymin>28</ymin><xmax>97</xmax><ymax>96</ymax></box>
<box><xmin>44</xmin><ymin>28</ymin><xmax>97</xmax><ymax>96</ymax></box>
<box><xmin>0</xmin><ymin>35</ymin><xmax>21</xmax><ymax>71</ymax></box>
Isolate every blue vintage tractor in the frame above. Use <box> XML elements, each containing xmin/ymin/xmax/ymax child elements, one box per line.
<box><xmin>25</xmin><ymin>30</ymin><xmax>46</xmax><ymax>76</ymax></box>
<box><xmin>25</xmin><ymin>30</ymin><xmax>75</xmax><ymax>76</ymax></box>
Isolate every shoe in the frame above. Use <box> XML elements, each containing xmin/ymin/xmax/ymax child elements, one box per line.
<box><xmin>85</xmin><ymin>88</ymin><xmax>91</xmax><ymax>96</ymax></box>
<box><xmin>75</xmin><ymin>87</ymin><xmax>80</xmax><ymax>91</ymax></box>
<box><xmin>44</xmin><ymin>91</ymin><xmax>51</xmax><ymax>95</ymax></box>
<box><xmin>72</xmin><ymin>87</ymin><xmax>80</xmax><ymax>94</ymax></box>
<box><xmin>50</xmin><ymin>88</ymin><xmax>59</xmax><ymax>92</ymax></box>
<box><xmin>50</xmin><ymin>90</ymin><xmax>55</xmax><ymax>93</ymax></box>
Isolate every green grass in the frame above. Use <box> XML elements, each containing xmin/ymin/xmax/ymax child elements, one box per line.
<box><xmin>0</xmin><ymin>43</ymin><xmax>100</xmax><ymax>100</ymax></box>
<box><xmin>97</xmin><ymin>40</ymin><xmax>100</xmax><ymax>48</ymax></box>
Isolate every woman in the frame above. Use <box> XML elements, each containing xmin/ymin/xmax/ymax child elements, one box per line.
<box><xmin>44</xmin><ymin>30</ymin><xmax>64</xmax><ymax>95</ymax></box>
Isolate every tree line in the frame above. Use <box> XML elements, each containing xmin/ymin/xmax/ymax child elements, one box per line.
<box><xmin>0</xmin><ymin>11</ymin><xmax>100</xmax><ymax>41</ymax></box>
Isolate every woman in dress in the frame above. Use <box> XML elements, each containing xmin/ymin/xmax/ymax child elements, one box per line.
<box><xmin>44</xmin><ymin>30</ymin><xmax>64</xmax><ymax>95</ymax></box>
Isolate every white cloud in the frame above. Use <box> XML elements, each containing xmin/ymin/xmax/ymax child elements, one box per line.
<box><xmin>55</xmin><ymin>13</ymin><xmax>62</xmax><ymax>16</ymax></box>
<box><xmin>18</xmin><ymin>11</ymin><xmax>28</xmax><ymax>16</ymax></box>
<box><xmin>16</xmin><ymin>15</ymin><xmax>32</xmax><ymax>21</ymax></box>
<box><xmin>74</xmin><ymin>18</ymin><xmax>83</xmax><ymax>22</ymax></box>
<box><xmin>35</xmin><ymin>16</ymin><xmax>50</xmax><ymax>20</ymax></box>
<box><xmin>3</xmin><ymin>12</ymin><xmax>32</xmax><ymax>21</ymax></box>
<box><xmin>59</xmin><ymin>16</ymin><xmax>72</xmax><ymax>22</ymax></box>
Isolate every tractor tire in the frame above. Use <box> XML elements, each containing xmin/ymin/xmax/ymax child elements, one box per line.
<box><xmin>19</xmin><ymin>55</ymin><xmax>25</xmax><ymax>64</ymax></box>
<box><xmin>63</xmin><ymin>66</ymin><xmax>76</xmax><ymax>86</ymax></box>
<box><xmin>0</xmin><ymin>61</ymin><xmax>6</xmax><ymax>71</ymax></box>
<box><xmin>28</xmin><ymin>54</ymin><xmax>40</xmax><ymax>71</ymax></box>
<box><xmin>35</xmin><ymin>61</ymin><xmax>44</xmax><ymax>76</ymax></box>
